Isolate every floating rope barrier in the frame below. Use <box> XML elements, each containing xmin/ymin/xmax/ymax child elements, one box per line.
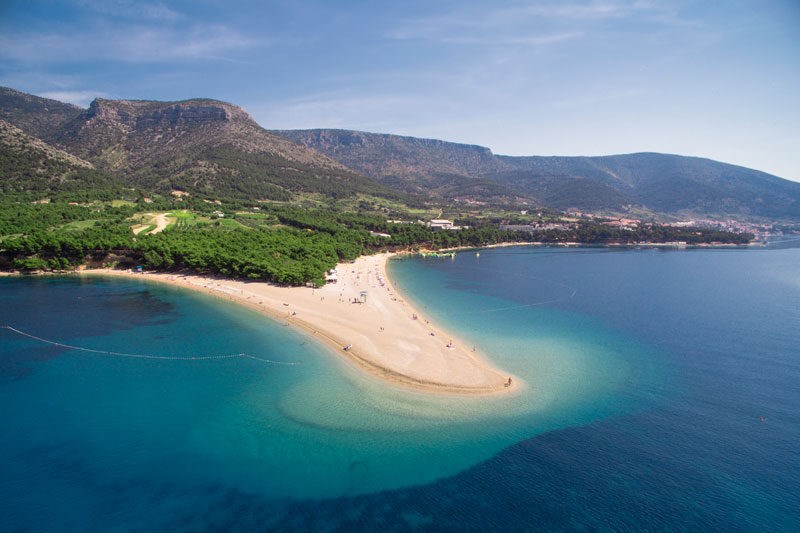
<box><xmin>1</xmin><ymin>325</ymin><xmax>300</xmax><ymax>366</ymax></box>
<box><xmin>448</xmin><ymin>288</ymin><xmax>579</xmax><ymax>316</ymax></box>
<box><xmin>439</xmin><ymin>261</ymin><xmax>579</xmax><ymax>315</ymax></box>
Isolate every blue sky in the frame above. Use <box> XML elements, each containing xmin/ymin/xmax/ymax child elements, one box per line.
<box><xmin>1</xmin><ymin>0</ymin><xmax>798</xmax><ymax>181</ymax></box>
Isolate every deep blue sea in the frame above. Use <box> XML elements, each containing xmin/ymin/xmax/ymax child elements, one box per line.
<box><xmin>1</xmin><ymin>243</ymin><xmax>798</xmax><ymax>531</ymax></box>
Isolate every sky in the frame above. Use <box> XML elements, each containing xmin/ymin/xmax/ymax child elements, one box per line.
<box><xmin>1</xmin><ymin>0</ymin><xmax>798</xmax><ymax>181</ymax></box>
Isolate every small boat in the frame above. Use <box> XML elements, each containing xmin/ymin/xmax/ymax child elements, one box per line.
<box><xmin>342</xmin><ymin>344</ymin><xmax>352</xmax><ymax>351</ymax></box>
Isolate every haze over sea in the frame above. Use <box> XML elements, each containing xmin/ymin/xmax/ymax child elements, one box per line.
<box><xmin>1</xmin><ymin>244</ymin><xmax>798</xmax><ymax>530</ymax></box>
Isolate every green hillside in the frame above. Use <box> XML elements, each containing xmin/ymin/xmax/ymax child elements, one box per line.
<box><xmin>0</xmin><ymin>87</ymin><xmax>83</xmax><ymax>141</ymax></box>
<box><xmin>0</xmin><ymin>119</ymin><xmax>125</xmax><ymax>200</ymax></box>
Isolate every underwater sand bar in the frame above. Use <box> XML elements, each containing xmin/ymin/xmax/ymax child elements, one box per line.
<box><xmin>83</xmin><ymin>253</ymin><xmax>518</xmax><ymax>395</ymax></box>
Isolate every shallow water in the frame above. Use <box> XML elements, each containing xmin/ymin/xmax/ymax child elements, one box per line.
<box><xmin>1</xmin><ymin>244</ymin><xmax>798</xmax><ymax>530</ymax></box>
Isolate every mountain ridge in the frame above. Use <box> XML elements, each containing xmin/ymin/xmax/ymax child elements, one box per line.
<box><xmin>1</xmin><ymin>88</ymin><xmax>401</xmax><ymax>201</ymax></box>
<box><xmin>2</xmin><ymin>87</ymin><xmax>798</xmax><ymax>220</ymax></box>
<box><xmin>273</xmin><ymin>128</ymin><xmax>522</xmax><ymax>201</ymax></box>
<box><xmin>0</xmin><ymin>87</ymin><xmax>83</xmax><ymax>141</ymax></box>
<box><xmin>276</xmin><ymin>128</ymin><xmax>800</xmax><ymax>220</ymax></box>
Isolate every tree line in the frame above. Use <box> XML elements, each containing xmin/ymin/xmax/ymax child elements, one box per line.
<box><xmin>0</xmin><ymin>199</ymin><xmax>753</xmax><ymax>285</ymax></box>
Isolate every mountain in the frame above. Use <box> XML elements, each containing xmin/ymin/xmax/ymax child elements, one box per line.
<box><xmin>273</xmin><ymin>129</ymin><xmax>525</xmax><ymax>202</ymax></box>
<box><xmin>277</xmin><ymin>129</ymin><xmax>800</xmax><ymax>220</ymax></box>
<box><xmin>492</xmin><ymin>153</ymin><xmax>800</xmax><ymax>219</ymax></box>
<box><xmin>1</xmin><ymin>89</ymin><xmax>401</xmax><ymax>202</ymax></box>
<box><xmin>0</xmin><ymin>118</ymin><xmax>122</xmax><ymax>198</ymax></box>
<box><xmin>3</xmin><ymin>87</ymin><xmax>798</xmax><ymax>219</ymax></box>
<box><xmin>0</xmin><ymin>87</ymin><xmax>83</xmax><ymax>141</ymax></box>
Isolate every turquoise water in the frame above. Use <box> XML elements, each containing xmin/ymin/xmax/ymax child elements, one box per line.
<box><xmin>1</xmin><ymin>244</ymin><xmax>798</xmax><ymax>530</ymax></box>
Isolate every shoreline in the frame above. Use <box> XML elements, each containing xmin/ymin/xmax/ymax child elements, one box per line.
<box><xmin>434</xmin><ymin>240</ymin><xmax>757</xmax><ymax>254</ymax></box>
<box><xmin>75</xmin><ymin>253</ymin><xmax>519</xmax><ymax>396</ymax></box>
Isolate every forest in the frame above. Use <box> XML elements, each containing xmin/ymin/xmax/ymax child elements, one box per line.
<box><xmin>0</xmin><ymin>195</ymin><xmax>753</xmax><ymax>286</ymax></box>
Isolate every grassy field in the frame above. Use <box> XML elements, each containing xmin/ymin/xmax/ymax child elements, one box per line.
<box><xmin>59</xmin><ymin>219</ymin><xmax>100</xmax><ymax>231</ymax></box>
<box><xmin>169</xmin><ymin>210</ymin><xmax>245</xmax><ymax>229</ymax></box>
<box><xmin>135</xmin><ymin>224</ymin><xmax>157</xmax><ymax>235</ymax></box>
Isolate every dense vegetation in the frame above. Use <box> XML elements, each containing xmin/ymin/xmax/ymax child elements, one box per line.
<box><xmin>0</xmin><ymin>194</ymin><xmax>753</xmax><ymax>285</ymax></box>
<box><xmin>0</xmin><ymin>150</ymin><xmax>126</xmax><ymax>201</ymax></box>
<box><xmin>0</xmin><ymin>200</ymin><xmax>375</xmax><ymax>285</ymax></box>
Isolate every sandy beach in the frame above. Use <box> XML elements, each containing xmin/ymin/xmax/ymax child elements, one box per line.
<box><xmin>81</xmin><ymin>253</ymin><xmax>518</xmax><ymax>395</ymax></box>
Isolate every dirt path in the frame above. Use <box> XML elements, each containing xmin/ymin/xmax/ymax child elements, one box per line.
<box><xmin>148</xmin><ymin>213</ymin><xmax>170</xmax><ymax>234</ymax></box>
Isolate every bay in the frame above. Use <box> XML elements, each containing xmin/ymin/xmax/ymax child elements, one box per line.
<box><xmin>1</xmin><ymin>244</ymin><xmax>798</xmax><ymax>530</ymax></box>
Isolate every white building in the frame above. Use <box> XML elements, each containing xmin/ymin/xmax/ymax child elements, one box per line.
<box><xmin>428</xmin><ymin>219</ymin><xmax>455</xmax><ymax>229</ymax></box>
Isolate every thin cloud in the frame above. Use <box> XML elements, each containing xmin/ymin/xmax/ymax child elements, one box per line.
<box><xmin>37</xmin><ymin>90</ymin><xmax>107</xmax><ymax>108</ymax></box>
<box><xmin>440</xmin><ymin>31</ymin><xmax>583</xmax><ymax>47</ymax></box>
<box><xmin>1</xmin><ymin>24</ymin><xmax>261</xmax><ymax>64</ymax></box>
<box><xmin>503</xmin><ymin>1</ymin><xmax>650</xmax><ymax>20</ymax></box>
<box><xmin>116</xmin><ymin>25</ymin><xmax>260</xmax><ymax>62</ymax></box>
<box><xmin>76</xmin><ymin>0</ymin><xmax>182</xmax><ymax>22</ymax></box>
<box><xmin>252</xmin><ymin>92</ymin><xmax>433</xmax><ymax>132</ymax></box>
<box><xmin>389</xmin><ymin>1</ymin><xmax>683</xmax><ymax>45</ymax></box>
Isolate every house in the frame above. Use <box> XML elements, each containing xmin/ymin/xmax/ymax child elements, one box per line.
<box><xmin>428</xmin><ymin>219</ymin><xmax>455</xmax><ymax>229</ymax></box>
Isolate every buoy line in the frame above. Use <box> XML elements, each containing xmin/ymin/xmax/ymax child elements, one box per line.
<box><xmin>1</xmin><ymin>325</ymin><xmax>300</xmax><ymax>366</ymax></box>
<box><xmin>448</xmin><ymin>288</ymin><xmax>578</xmax><ymax>316</ymax></box>
<box><xmin>441</xmin><ymin>262</ymin><xmax>579</xmax><ymax>315</ymax></box>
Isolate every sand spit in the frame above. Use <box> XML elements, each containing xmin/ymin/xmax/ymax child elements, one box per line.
<box><xmin>81</xmin><ymin>253</ymin><xmax>518</xmax><ymax>395</ymax></box>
